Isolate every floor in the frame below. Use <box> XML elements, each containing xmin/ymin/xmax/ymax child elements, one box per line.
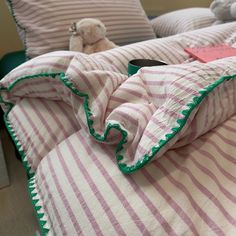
<box><xmin>0</xmin><ymin>128</ymin><xmax>39</xmax><ymax>236</ymax></box>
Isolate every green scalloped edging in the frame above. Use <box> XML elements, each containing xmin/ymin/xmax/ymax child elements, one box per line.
<box><xmin>0</xmin><ymin>73</ymin><xmax>62</xmax><ymax>178</ymax></box>
<box><xmin>1</xmin><ymin>72</ymin><xmax>236</xmax><ymax>175</ymax></box>
<box><xmin>0</xmin><ymin>73</ymin><xmax>62</xmax><ymax>236</ymax></box>
<box><xmin>1</xmin><ymin>70</ymin><xmax>235</xmax><ymax>236</ymax></box>
<box><xmin>28</xmin><ymin>176</ymin><xmax>50</xmax><ymax>236</ymax></box>
<box><xmin>60</xmin><ymin>73</ymin><xmax>236</xmax><ymax>173</ymax></box>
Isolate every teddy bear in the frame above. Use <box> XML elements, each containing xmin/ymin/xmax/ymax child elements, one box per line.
<box><xmin>69</xmin><ymin>18</ymin><xmax>117</xmax><ymax>54</ymax></box>
<box><xmin>210</xmin><ymin>0</ymin><xmax>236</xmax><ymax>22</ymax></box>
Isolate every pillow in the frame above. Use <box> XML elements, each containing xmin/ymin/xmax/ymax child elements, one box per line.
<box><xmin>151</xmin><ymin>8</ymin><xmax>217</xmax><ymax>37</ymax></box>
<box><xmin>6</xmin><ymin>0</ymin><xmax>155</xmax><ymax>58</ymax></box>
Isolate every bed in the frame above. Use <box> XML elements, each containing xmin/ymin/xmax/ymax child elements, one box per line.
<box><xmin>1</xmin><ymin>1</ymin><xmax>236</xmax><ymax>235</ymax></box>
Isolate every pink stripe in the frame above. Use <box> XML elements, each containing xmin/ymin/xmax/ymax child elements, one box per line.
<box><xmin>19</xmin><ymin>102</ymin><xmax>51</xmax><ymax>152</ymax></box>
<box><xmin>55</xmin><ymin>146</ymin><xmax>102</xmax><ymax>235</ymax></box>
<box><xmin>204</xmin><ymin>96</ymin><xmax>210</xmax><ymax>131</ymax></box>
<box><xmin>110</xmin><ymin>95</ymin><xmax>129</xmax><ymax>104</ymax></box>
<box><xmin>213</xmin><ymin>87</ymin><xmax>224</xmax><ymax>127</ymax></box>
<box><xmin>188</xmin><ymin>154</ymin><xmax>236</xmax><ymax>203</ymax></box>
<box><xmin>10</xmin><ymin>110</ymin><xmax>36</xmax><ymax>169</ymax></box>
<box><xmin>37</xmin><ymin>167</ymin><xmax>66</xmax><ymax>235</ymax></box>
<box><xmin>141</xmin><ymin>168</ymin><xmax>200</xmax><ymax>236</ymax></box>
<box><xmin>10</xmin><ymin>62</ymin><xmax>66</xmax><ymax>76</ymax></box>
<box><xmin>129</xmin><ymin>43</ymin><xmax>154</xmax><ymax>59</ymax></box>
<box><xmin>15</xmin><ymin>78</ymin><xmax>52</xmax><ymax>91</ymax></box>
<box><xmin>70</xmin><ymin>64</ymin><xmax>105</xmax><ymax>115</ymax></box>
<box><xmin>118</xmin><ymin>87</ymin><xmax>149</xmax><ymax>100</ymax></box>
<box><xmin>137</xmin><ymin>143</ymin><xmax>149</xmax><ymax>155</ymax></box>
<box><xmin>78</xmin><ymin>135</ymin><xmax>152</xmax><ymax>235</ymax></box>
<box><xmin>144</xmin><ymin>130</ymin><xmax>161</xmax><ymax>143</ymax></box>
<box><xmin>147</xmin><ymin>41</ymin><xmax>178</xmax><ymax>63</ymax></box>
<box><xmin>54</xmin><ymin>102</ymin><xmax>79</xmax><ymax>131</ymax></box>
<box><xmin>191</xmin><ymin>142</ymin><xmax>236</xmax><ymax>184</ymax></box>
<box><xmin>102</xmin><ymin>51</ymin><xmax>127</xmax><ymax>71</ymax></box>
<box><xmin>99</xmin><ymin>54</ymin><xmax>126</xmax><ymax>73</ymax></box>
<box><xmin>154</xmin><ymin>161</ymin><xmax>225</xmax><ymax>235</ymax></box>
<box><xmin>47</xmin><ymin>154</ymin><xmax>82</xmax><ymax>234</ymax></box>
<box><xmin>27</xmin><ymin>99</ymin><xmax>58</xmax><ymax>141</ymax></box>
<box><xmin>150</xmin><ymin>93</ymin><xmax>186</xmax><ymax>105</ymax></box>
<box><xmin>142</xmin><ymin>69</ymin><xmax>204</xmax><ymax>89</ymax></box>
<box><xmin>213</xmin><ymin>129</ymin><xmax>236</xmax><ymax>146</ymax></box>
<box><xmin>40</xmin><ymin>100</ymin><xmax>72</xmax><ymax>137</ymax></box>
<box><xmin>167</xmin><ymin>154</ymin><xmax>236</xmax><ymax>226</ymax></box>
<box><xmin>150</xmin><ymin>116</ymin><xmax>170</xmax><ymax>130</ymax></box>
<box><xmin>167</xmin><ymin>66</ymin><xmax>207</xmax><ymax>88</ymax></box>
<box><xmin>221</xmin><ymin>122</ymin><xmax>236</xmax><ymax>133</ymax></box>
<box><xmin>104</xmin><ymin>147</ymin><xmax>176</xmax><ymax>235</ymax></box>
<box><xmin>121</xmin><ymin>104</ymin><xmax>149</xmax><ymax>123</ymax></box>
<box><xmin>200</xmin><ymin>136</ymin><xmax>236</xmax><ymax>166</ymax></box>
<box><xmin>158</xmin><ymin>106</ymin><xmax>184</xmax><ymax>119</ymax></box>
<box><xmin>66</xmin><ymin>136</ymin><xmax>128</xmax><ymax>235</ymax></box>
<box><xmin>19</xmin><ymin>89</ymin><xmax>58</xmax><ymax>98</ymax></box>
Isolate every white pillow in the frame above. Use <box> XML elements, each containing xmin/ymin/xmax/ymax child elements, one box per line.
<box><xmin>6</xmin><ymin>0</ymin><xmax>155</xmax><ymax>58</ymax></box>
<box><xmin>151</xmin><ymin>8</ymin><xmax>217</xmax><ymax>37</ymax></box>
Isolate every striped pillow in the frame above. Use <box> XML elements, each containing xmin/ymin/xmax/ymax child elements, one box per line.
<box><xmin>151</xmin><ymin>8</ymin><xmax>217</xmax><ymax>37</ymax></box>
<box><xmin>7</xmin><ymin>0</ymin><xmax>155</xmax><ymax>58</ymax></box>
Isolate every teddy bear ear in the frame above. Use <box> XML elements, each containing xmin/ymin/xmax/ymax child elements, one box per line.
<box><xmin>69</xmin><ymin>22</ymin><xmax>77</xmax><ymax>33</ymax></box>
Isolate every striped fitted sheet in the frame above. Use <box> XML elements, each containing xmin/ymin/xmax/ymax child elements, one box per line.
<box><xmin>31</xmin><ymin>117</ymin><xmax>236</xmax><ymax>235</ymax></box>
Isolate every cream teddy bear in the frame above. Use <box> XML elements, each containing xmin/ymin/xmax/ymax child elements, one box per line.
<box><xmin>210</xmin><ymin>0</ymin><xmax>236</xmax><ymax>22</ymax></box>
<box><xmin>69</xmin><ymin>18</ymin><xmax>117</xmax><ymax>54</ymax></box>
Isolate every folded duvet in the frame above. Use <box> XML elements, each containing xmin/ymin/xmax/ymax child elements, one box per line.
<box><xmin>1</xmin><ymin>22</ymin><xmax>236</xmax><ymax>173</ymax></box>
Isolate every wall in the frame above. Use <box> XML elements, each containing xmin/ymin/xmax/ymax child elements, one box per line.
<box><xmin>141</xmin><ymin>0</ymin><xmax>212</xmax><ymax>15</ymax></box>
<box><xmin>0</xmin><ymin>1</ymin><xmax>23</xmax><ymax>58</ymax></box>
<box><xmin>0</xmin><ymin>0</ymin><xmax>212</xmax><ymax>58</ymax></box>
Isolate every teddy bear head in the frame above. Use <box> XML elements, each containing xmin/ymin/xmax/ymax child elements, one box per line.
<box><xmin>69</xmin><ymin>18</ymin><xmax>107</xmax><ymax>45</ymax></box>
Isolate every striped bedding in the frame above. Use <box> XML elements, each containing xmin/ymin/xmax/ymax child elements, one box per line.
<box><xmin>150</xmin><ymin>8</ymin><xmax>217</xmax><ymax>37</ymax></box>
<box><xmin>7</xmin><ymin>0</ymin><xmax>155</xmax><ymax>58</ymax></box>
<box><xmin>1</xmin><ymin>22</ymin><xmax>236</xmax><ymax>235</ymax></box>
<box><xmin>7</xmin><ymin>98</ymin><xmax>80</xmax><ymax>176</ymax></box>
<box><xmin>31</xmin><ymin>119</ymin><xmax>236</xmax><ymax>235</ymax></box>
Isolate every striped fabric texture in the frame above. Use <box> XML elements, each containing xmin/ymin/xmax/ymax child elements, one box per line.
<box><xmin>7</xmin><ymin>0</ymin><xmax>155</xmax><ymax>58</ymax></box>
<box><xmin>1</xmin><ymin>18</ymin><xmax>236</xmax><ymax>236</ymax></box>
<box><xmin>7</xmin><ymin>98</ymin><xmax>80</xmax><ymax>174</ymax></box>
<box><xmin>31</xmin><ymin>118</ymin><xmax>236</xmax><ymax>235</ymax></box>
<box><xmin>151</xmin><ymin>8</ymin><xmax>217</xmax><ymax>37</ymax></box>
<box><xmin>1</xmin><ymin>22</ymin><xmax>236</xmax><ymax>173</ymax></box>
<box><xmin>2</xmin><ymin>55</ymin><xmax>236</xmax><ymax>173</ymax></box>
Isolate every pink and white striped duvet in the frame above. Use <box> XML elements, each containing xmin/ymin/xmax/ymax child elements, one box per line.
<box><xmin>1</xmin><ymin>22</ymin><xmax>236</xmax><ymax>235</ymax></box>
<box><xmin>31</xmin><ymin>120</ymin><xmax>236</xmax><ymax>235</ymax></box>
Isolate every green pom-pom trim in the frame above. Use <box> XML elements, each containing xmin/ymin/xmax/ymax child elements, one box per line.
<box><xmin>1</xmin><ymin>72</ymin><xmax>236</xmax><ymax>176</ymax></box>
<box><xmin>28</xmin><ymin>177</ymin><xmax>50</xmax><ymax>236</ymax></box>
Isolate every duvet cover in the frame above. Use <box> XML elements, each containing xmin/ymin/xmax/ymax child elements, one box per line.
<box><xmin>1</xmin><ymin>22</ymin><xmax>236</xmax><ymax>235</ymax></box>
